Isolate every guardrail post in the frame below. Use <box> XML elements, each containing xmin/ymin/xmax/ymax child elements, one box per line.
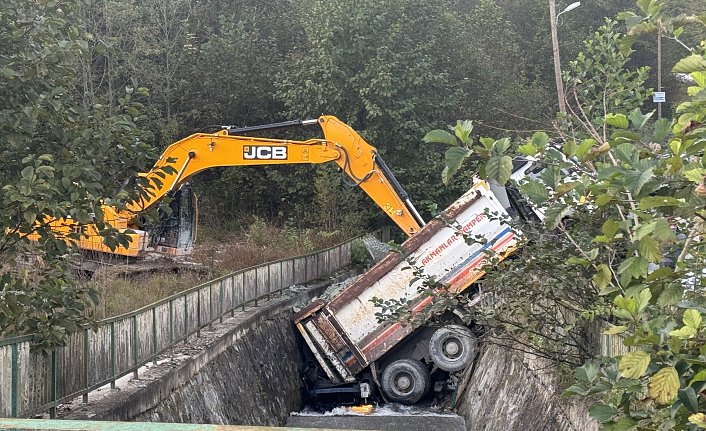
<box><xmin>254</xmin><ymin>270</ymin><xmax>259</xmax><ymax>307</ymax></box>
<box><xmin>279</xmin><ymin>261</ymin><xmax>284</xmax><ymax>296</ymax></box>
<box><xmin>304</xmin><ymin>255</ymin><xmax>308</xmax><ymax>282</ymax></box>
<box><xmin>219</xmin><ymin>281</ymin><xmax>224</xmax><ymax>323</ymax></box>
<box><xmin>50</xmin><ymin>350</ymin><xmax>57</xmax><ymax>418</ymax></box>
<box><xmin>267</xmin><ymin>264</ymin><xmax>271</xmax><ymax>301</ymax></box>
<box><xmin>183</xmin><ymin>295</ymin><xmax>189</xmax><ymax>344</ymax></box>
<box><xmin>169</xmin><ymin>299</ymin><xmax>174</xmax><ymax>344</ymax></box>
<box><xmin>208</xmin><ymin>283</ymin><xmax>214</xmax><ymax>330</ymax></box>
<box><xmin>11</xmin><ymin>343</ymin><xmax>18</xmax><ymax>417</ymax></box>
<box><xmin>110</xmin><ymin>321</ymin><xmax>116</xmax><ymax>389</ymax></box>
<box><xmin>132</xmin><ymin>315</ymin><xmax>138</xmax><ymax>378</ymax></box>
<box><xmin>292</xmin><ymin>258</ymin><xmax>296</xmax><ymax>285</ymax></box>
<box><xmin>152</xmin><ymin>307</ymin><xmax>158</xmax><ymax>365</ymax></box>
<box><xmin>231</xmin><ymin>276</ymin><xmax>236</xmax><ymax>317</ymax></box>
<box><xmin>83</xmin><ymin>329</ymin><xmax>89</xmax><ymax>404</ymax></box>
<box><xmin>197</xmin><ymin>289</ymin><xmax>201</xmax><ymax>337</ymax></box>
<box><xmin>241</xmin><ymin>272</ymin><xmax>246</xmax><ymax>311</ymax></box>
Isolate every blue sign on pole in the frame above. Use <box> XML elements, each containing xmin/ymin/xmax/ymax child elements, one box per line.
<box><xmin>653</xmin><ymin>91</ymin><xmax>666</xmax><ymax>103</ymax></box>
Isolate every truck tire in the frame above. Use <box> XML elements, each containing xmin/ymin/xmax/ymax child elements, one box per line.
<box><xmin>429</xmin><ymin>325</ymin><xmax>477</xmax><ymax>372</ymax></box>
<box><xmin>380</xmin><ymin>359</ymin><xmax>430</xmax><ymax>405</ymax></box>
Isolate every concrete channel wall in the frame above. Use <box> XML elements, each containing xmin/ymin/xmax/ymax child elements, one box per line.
<box><xmin>456</xmin><ymin>344</ymin><xmax>596</xmax><ymax>431</ymax></box>
<box><xmin>0</xmin><ymin>240</ymin><xmax>352</xmax><ymax>419</ymax></box>
<box><xmin>63</xmin><ymin>277</ymin><xmax>345</xmax><ymax>426</ymax></box>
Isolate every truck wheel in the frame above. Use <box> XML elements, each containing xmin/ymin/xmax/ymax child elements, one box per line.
<box><xmin>429</xmin><ymin>325</ymin><xmax>477</xmax><ymax>372</ymax></box>
<box><xmin>380</xmin><ymin>359</ymin><xmax>430</xmax><ymax>405</ymax></box>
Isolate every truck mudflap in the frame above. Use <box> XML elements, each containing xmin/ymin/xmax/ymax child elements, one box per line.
<box><xmin>295</xmin><ymin>181</ymin><xmax>519</xmax><ymax>382</ymax></box>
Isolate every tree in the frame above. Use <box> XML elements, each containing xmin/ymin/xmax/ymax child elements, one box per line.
<box><xmin>424</xmin><ymin>1</ymin><xmax>706</xmax><ymax>428</ymax></box>
<box><xmin>0</xmin><ymin>0</ymin><xmax>156</xmax><ymax>348</ymax></box>
<box><xmin>455</xmin><ymin>0</ymin><xmax>552</xmax><ymax>134</ymax></box>
<box><xmin>275</xmin><ymin>0</ymin><xmax>467</xmax><ymax>219</ymax></box>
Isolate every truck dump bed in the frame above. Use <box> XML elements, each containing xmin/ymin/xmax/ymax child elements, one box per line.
<box><xmin>293</xmin><ymin>181</ymin><xmax>519</xmax><ymax>383</ymax></box>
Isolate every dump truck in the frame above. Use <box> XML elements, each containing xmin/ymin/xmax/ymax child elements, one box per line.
<box><xmin>294</xmin><ymin>177</ymin><xmax>538</xmax><ymax>404</ymax></box>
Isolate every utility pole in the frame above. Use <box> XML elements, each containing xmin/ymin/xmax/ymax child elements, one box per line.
<box><xmin>549</xmin><ymin>0</ymin><xmax>566</xmax><ymax>114</ymax></box>
<box><xmin>657</xmin><ymin>22</ymin><xmax>662</xmax><ymax>118</ymax></box>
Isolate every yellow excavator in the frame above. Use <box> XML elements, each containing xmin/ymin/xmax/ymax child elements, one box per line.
<box><xmin>46</xmin><ymin>115</ymin><xmax>426</xmax><ymax>258</ymax></box>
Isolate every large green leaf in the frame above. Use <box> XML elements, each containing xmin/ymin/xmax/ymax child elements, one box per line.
<box><xmin>684</xmin><ymin>309</ymin><xmax>702</xmax><ymax>329</ymax></box>
<box><xmin>639</xmin><ymin>196</ymin><xmax>686</xmax><ymax>209</ymax></box>
<box><xmin>531</xmin><ymin>132</ymin><xmax>549</xmax><ymax>151</ymax></box>
<box><xmin>605</xmin><ymin>113</ymin><xmax>630</xmax><ymax>129</ymax></box>
<box><xmin>544</xmin><ymin>204</ymin><xmax>571</xmax><ymax>229</ymax></box>
<box><xmin>485</xmin><ymin>155</ymin><xmax>513</xmax><ymax>185</ymax></box>
<box><xmin>519</xmin><ymin>180</ymin><xmax>549</xmax><ymax>205</ymax></box>
<box><xmin>493</xmin><ymin>137</ymin><xmax>511</xmax><ymax>155</ymax></box>
<box><xmin>423</xmin><ymin>129</ymin><xmax>458</xmax><ymax>146</ymax></box>
<box><xmin>608</xmin><ymin>418</ymin><xmax>637</xmax><ymax>431</ymax></box>
<box><xmin>614</xmin><ymin>295</ymin><xmax>638</xmax><ymax>319</ymax></box>
<box><xmin>21</xmin><ymin>166</ymin><xmax>35</xmax><ymax>180</ymax></box>
<box><xmin>518</xmin><ymin>142</ymin><xmax>538</xmax><ymax>156</ymax></box>
<box><xmin>562</xmin><ymin>384</ymin><xmax>590</xmax><ymax>397</ymax></box>
<box><xmin>624</xmin><ymin>167</ymin><xmax>654</xmax><ymax>195</ymax></box>
<box><xmin>576</xmin><ymin>139</ymin><xmax>596</xmax><ymax>161</ymax></box>
<box><xmin>657</xmin><ymin>284</ymin><xmax>684</xmax><ymax>307</ymax></box>
<box><xmin>619</xmin><ymin>351</ymin><xmax>651</xmax><ymax>379</ymax></box>
<box><xmin>639</xmin><ymin>236</ymin><xmax>662</xmax><ymax>263</ymax></box>
<box><xmin>649</xmin><ymin>366</ymin><xmax>680</xmax><ymax>405</ymax></box>
<box><xmin>593</xmin><ymin>264</ymin><xmax>613</xmax><ymax>291</ymax></box>
<box><xmin>669</xmin><ymin>326</ymin><xmax>697</xmax><ymax>339</ymax></box>
<box><xmin>678</xmin><ymin>387</ymin><xmax>699</xmax><ymax>413</ymax></box>
<box><xmin>618</xmin><ymin>256</ymin><xmax>649</xmax><ymax>279</ymax></box>
<box><xmin>628</xmin><ymin>108</ymin><xmax>652</xmax><ymax>130</ymax></box>
<box><xmin>589</xmin><ymin>403</ymin><xmax>618</xmax><ymax>423</ymax></box>
<box><xmin>636</xmin><ymin>219</ymin><xmax>676</xmax><ymax>241</ymax></box>
<box><xmin>576</xmin><ymin>362</ymin><xmax>599</xmax><ymax>383</ymax></box>
<box><xmin>614</xmin><ymin>143</ymin><xmax>639</xmax><ymax>165</ymax></box>
<box><xmin>672</xmin><ymin>55</ymin><xmax>706</xmax><ymax>74</ymax></box>
<box><xmin>602</xmin><ymin>219</ymin><xmax>621</xmax><ymax>239</ymax></box>
<box><xmin>441</xmin><ymin>147</ymin><xmax>472</xmax><ymax>185</ymax></box>
<box><xmin>453</xmin><ymin>120</ymin><xmax>474</xmax><ymax>145</ymax></box>
<box><xmin>653</xmin><ymin>118</ymin><xmax>672</xmax><ymax>142</ymax></box>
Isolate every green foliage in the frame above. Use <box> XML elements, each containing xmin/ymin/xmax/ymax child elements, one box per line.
<box><xmin>0</xmin><ymin>0</ymin><xmax>156</xmax><ymax>349</ymax></box>
<box><xmin>313</xmin><ymin>165</ymin><xmax>365</xmax><ymax>233</ymax></box>
<box><xmin>424</xmin><ymin>119</ymin><xmax>518</xmax><ymax>186</ymax></box>
<box><xmin>425</xmin><ymin>2</ymin><xmax>706</xmax><ymax>428</ymax></box>
<box><xmin>563</xmin><ymin>19</ymin><xmax>652</xmax><ymax>127</ymax></box>
<box><xmin>350</xmin><ymin>240</ymin><xmax>373</xmax><ymax>267</ymax></box>
<box><xmin>274</xmin><ymin>0</ymin><xmax>469</xmax><ymax>217</ymax></box>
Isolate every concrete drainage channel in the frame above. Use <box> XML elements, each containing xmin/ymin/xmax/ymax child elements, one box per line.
<box><xmin>57</xmin><ymin>271</ymin><xmax>466</xmax><ymax>430</ymax></box>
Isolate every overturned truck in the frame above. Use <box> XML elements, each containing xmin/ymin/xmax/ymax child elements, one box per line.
<box><xmin>293</xmin><ymin>180</ymin><xmax>536</xmax><ymax>404</ymax></box>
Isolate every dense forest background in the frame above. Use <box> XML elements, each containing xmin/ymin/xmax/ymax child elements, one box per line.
<box><xmin>68</xmin><ymin>0</ymin><xmax>689</xmax><ymax>235</ymax></box>
<box><xmin>1</xmin><ymin>0</ymin><xmax>703</xmax><ymax>341</ymax></box>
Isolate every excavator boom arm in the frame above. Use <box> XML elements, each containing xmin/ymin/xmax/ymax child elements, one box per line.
<box><xmin>129</xmin><ymin>115</ymin><xmax>424</xmax><ymax>236</ymax></box>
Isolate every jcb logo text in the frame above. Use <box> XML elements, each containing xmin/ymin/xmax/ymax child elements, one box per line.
<box><xmin>243</xmin><ymin>146</ymin><xmax>288</xmax><ymax>160</ymax></box>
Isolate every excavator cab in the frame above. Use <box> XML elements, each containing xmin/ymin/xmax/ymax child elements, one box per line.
<box><xmin>146</xmin><ymin>183</ymin><xmax>197</xmax><ymax>256</ymax></box>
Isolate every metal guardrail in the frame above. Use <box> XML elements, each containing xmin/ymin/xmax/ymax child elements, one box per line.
<box><xmin>600</xmin><ymin>333</ymin><xmax>631</xmax><ymax>357</ymax></box>
<box><xmin>0</xmin><ymin>239</ymin><xmax>354</xmax><ymax>418</ymax></box>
